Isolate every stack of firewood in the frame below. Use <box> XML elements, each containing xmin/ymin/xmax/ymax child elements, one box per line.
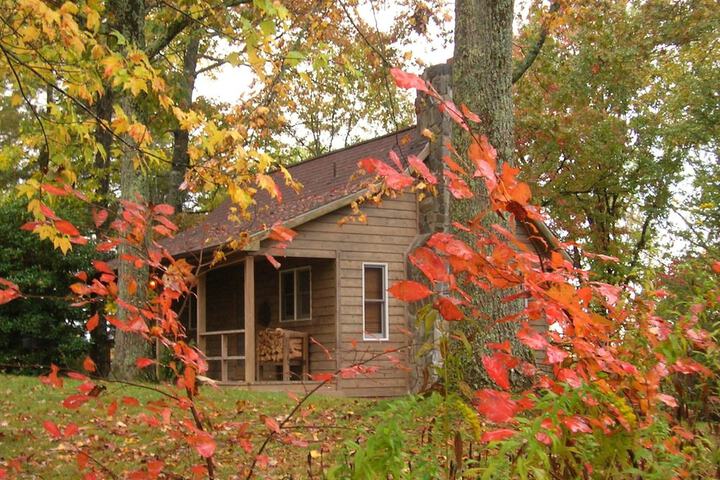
<box><xmin>257</xmin><ymin>328</ymin><xmax>304</xmax><ymax>362</ymax></box>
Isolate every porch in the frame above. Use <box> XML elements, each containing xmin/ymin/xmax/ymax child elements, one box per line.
<box><xmin>191</xmin><ymin>255</ymin><xmax>338</xmax><ymax>386</ymax></box>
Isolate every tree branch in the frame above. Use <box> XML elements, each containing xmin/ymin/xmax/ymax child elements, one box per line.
<box><xmin>512</xmin><ymin>1</ymin><xmax>560</xmax><ymax>85</ymax></box>
<box><xmin>146</xmin><ymin>0</ymin><xmax>253</xmax><ymax>59</ymax></box>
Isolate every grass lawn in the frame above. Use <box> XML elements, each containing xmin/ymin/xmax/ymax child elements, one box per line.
<box><xmin>0</xmin><ymin>373</ymin><xmax>388</xmax><ymax>479</ymax></box>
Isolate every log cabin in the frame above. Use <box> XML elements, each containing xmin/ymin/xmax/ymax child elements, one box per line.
<box><xmin>165</xmin><ymin>64</ymin><xmax>563</xmax><ymax>397</ymax></box>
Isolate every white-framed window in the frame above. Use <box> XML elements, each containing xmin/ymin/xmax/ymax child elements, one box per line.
<box><xmin>279</xmin><ymin>266</ymin><xmax>311</xmax><ymax>322</ymax></box>
<box><xmin>362</xmin><ymin>263</ymin><xmax>389</xmax><ymax>341</ymax></box>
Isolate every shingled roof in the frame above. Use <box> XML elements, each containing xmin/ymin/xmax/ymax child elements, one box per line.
<box><xmin>164</xmin><ymin>126</ymin><xmax>428</xmax><ymax>257</ymax></box>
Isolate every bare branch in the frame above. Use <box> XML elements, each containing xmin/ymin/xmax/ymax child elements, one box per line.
<box><xmin>512</xmin><ymin>1</ymin><xmax>560</xmax><ymax>85</ymax></box>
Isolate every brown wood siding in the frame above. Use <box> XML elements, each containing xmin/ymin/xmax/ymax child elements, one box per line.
<box><xmin>258</xmin><ymin>193</ymin><xmax>418</xmax><ymax>397</ymax></box>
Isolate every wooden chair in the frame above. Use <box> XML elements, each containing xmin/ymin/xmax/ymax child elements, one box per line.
<box><xmin>256</xmin><ymin>328</ymin><xmax>309</xmax><ymax>381</ymax></box>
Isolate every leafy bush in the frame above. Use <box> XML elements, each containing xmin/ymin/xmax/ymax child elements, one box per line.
<box><xmin>0</xmin><ymin>198</ymin><xmax>94</xmax><ymax>370</ymax></box>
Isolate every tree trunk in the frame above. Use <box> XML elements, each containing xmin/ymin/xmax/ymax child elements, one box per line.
<box><xmin>109</xmin><ymin>0</ymin><xmax>152</xmax><ymax>381</ymax></box>
<box><xmin>90</xmin><ymin>85</ymin><xmax>114</xmax><ymax>377</ymax></box>
<box><xmin>451</xmin><ymin>0</ymin><xmax>533</xmax><ymax>389</ymax></box>
<box><xmin>166</xmin><ymin>33</ymin><xmax>200</xmax><ymax>212</ymax></box>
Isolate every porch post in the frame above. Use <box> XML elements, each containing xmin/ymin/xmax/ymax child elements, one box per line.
<box><xmin>197</xmin><ymin>273</ymin><xmax>206</xmax><ymax>352</ymax></box>
<box><xmin>244</xmin><ymin>256</ymin><xmax>255</xmax><ymax>383</ymax></box>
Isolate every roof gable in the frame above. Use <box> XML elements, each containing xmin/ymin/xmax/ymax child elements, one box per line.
<box><xmin>164</xmin><ymin>126</ymin><xmax>427</xmax><ymax>256</ymax></box>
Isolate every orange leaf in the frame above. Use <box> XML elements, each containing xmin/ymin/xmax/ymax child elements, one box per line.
<box><xmin>82</xmin><ymin>357</ymin><xmax>96</xmax><ymax>372</ymax></box>
<box><xmin>136</xmin><ymin>357</ymin><xmax>155</xmax><ymax>369</ymax></box>
<box><xmin>263</xmin><ymin>415</ymin><xmax>281</xmax><ymax>434</ymax></box>
<box><xmin>86</xmin><ymin>313</ymin><xmax>99</xmax><ymax>332</ymax></box>
<box><xmin>92</xmin><ymin>208</ymin><xmax>108</xmax><ymax>228</ymax></box>
<box><xmin>387</xmin><ymin>280</ymin><xmax>432</xmax><ymax>302</ymax></box>
<box><xmin>436</xmin><ymin>296</ymin><xmax>464</xmax><ymax>321</ymax></box>
<box><xmin>481</xmin><ymin>428</ymin><xmax>516</xmax><ymax>443</ymax></box>
<box><xmin>475</xmin><ymin>389</ymin><xmax>518</xmax><ymax>423</ymax></box>
<box><xmin>389</xmin><ymin>68</ymin><xmax>429</xmax><ymax>94</ymax></box>
<box><xmin>63</xmin><ymin>394</ymin><xmax>90</xmax><ymax>409</ymax></box>
<box><xmin>43</xmin><ymin>420</ymin><xmax>62</xmax><ymax>439</ymax></box>
<box><xmin>188</xmin><ymin>432</ymin><xmax>216</xmax><ymax>458</ymax></box>
<box><xmin>482</xmin><ymin>353</ymin><xmax>511</xmax><ymax>390</ymax></box>
<box><xmin>55</xmin><ymin>219</ymin><xmax>80</xmax><ymax>236</ymax></box>
<box><xmin>517</xmin><ymin>323</ymin><xmax>547</xmax><ymax>349</ymax></box>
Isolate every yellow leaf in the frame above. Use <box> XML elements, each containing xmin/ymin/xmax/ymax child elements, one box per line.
<box><xmin>125</xmin><ymin>77</ymin><xmax>148</xmax><ymax>96</ymax></box>
<box><xmin>101</xmin><ymin>55</ymin><xmax>124</xmax><ymax>79</ymax></box>
<box><xmin>85</xmin><ymin>9</ymin><xmax>100</xmax><ymax>32</ymax></box>
<box><xmin>128</xmin><ymin>123</ymin><xmax>151</xmax><ymax>144</ymax></box>
<box><xmin>60</xmin><ymin>1</ymin><xmax>78</xmax><ymax>15</ymax></box>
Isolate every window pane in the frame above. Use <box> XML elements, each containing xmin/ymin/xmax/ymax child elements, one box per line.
<box><xmin>297</xmin><ymin>269</ymin><xmax>311</xmax><ymax>318</ymax></box>
<box><xmin>364</xmin><ymin>266</ymin><xmax>384</xmax><ymax>300</ymax></box>
<box><xmin>226</xmin><ymin>333</ymin><xmax>245</xmax><ymax>357</ymax></box>
<box><xmin>204</xmin><ymin>335</ymin><xmax>221</xmax><ymax>357</ymax></box>
<box><xmin>364</xmin><ymin>302</ymin><xmax>383</xmax><ymax>335</ymax></box>
<box><xmin>280</xmin><ymin>271</ymin><xmax>295</xmax><ymax>320</ymax></box>
<box><xmin>225</xmin><ymin>359</ymin><xmax>245</xmax><ymax>382</ymax></box>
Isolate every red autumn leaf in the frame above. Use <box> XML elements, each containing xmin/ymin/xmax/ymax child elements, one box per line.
<box><xmin>55</xmin><ymin>219</ymin><xmax>80</xmax><ymax>236</ymax></box>
<box><xmin>475</xmin><ymin>389</ymin><xmax>518</xmax><ymax>423</ymax></box>
<box><xmin>82</xmin><ymin>357</ymin><xmax>96</xmax><ymax>372</ymax></box>
<box><xmin>712</xmin><ymin>261</ymin><xmax>720</xmax><ymax>274</ymax></box>
<box><xmin>436</xmin><ymin>296</ymin><xmax>464</xmax><ymax>321</ymax></box>
<box><xmin>0</xmin><ymin>288</ymin><xmax>20</xmax><ymax>305</ymax></box>
<box><xmin>63</xmin><ymin>394</ymin><xmax>90</xmax><ymax>410</ymax></box>
<box><xmin>42</xmin><ymin>183</ymin><xmax>69</xmax><ymax>196</ymax></box>
<box><xmin>92</xmin><ymin>208</ymin><xmax>108</xmax><ymax>228</ymax></box>
<box><xmin>481</xmin><ymin>428</ymin><xmax>516</xmax><ymax>443</ymax></box>
<box><xmin>517</xmin><ymin>322</ymin><xmax>548</xmax><ymax>349</ymax></box>
<box><xmin>63</xmin><ymin>423</ymin><xmax>79</xmax><ymax>438</ymax></box>
<box><xmin>439</xmin><ymin>100</ymin><xmax>468</xmax><ymax>130</ymax></box>
<box><xmin>67</xmin><ymin>372</ymin><xmax>87</xmax><ymax>381</ymax></box>
<box><xmin>40</xmin><ymin>363</ymin><xmax>63</xmax><ymax>388</ymax></box>
<box><xmin>311</xmin><ymin>372</ymin><xmax>334</xmax><ymax>382</ymax></box>
<box><xmin>86</xmin><ymin>313</ymin><xmax>99</xmax><ymax>333</ymax></box>
<box><xmin>408</xmin><ymin>154</ymin><xmax>437</xmax><ymax>184</ymax></box>
<box><xmin>43</xmin><ymin>420</ymin><xmax>62</xmax><ymax>439</ymax></box>
<box><xmin>188</xmin><ymin>432</ymin><xmax>216</xmax><ymax>458</ymax></box>
<box><xmin>147</xmin><ymin>460</ymin><xmax>163</xmax><ymax>478</ymax></box>
<box><xmin>656</xmin><ymin>393</ymin><xmax>678</xmax><ymax>408</ymax></box>
<box><xmin>136</xmin><ymin>358</ymin><xmax>155</xmax><ymax>368</ymax></box>
<box><xmin>39</xmin><ymin>202</ymin><xmax>58</xmax><ymax>220</ymax></box>
<box><xmin>427</xmin><ymin>232</ymin><xmax>474</xmax><ymax>260</ymax></box>
<box><xmin>487</xmin><ymin>340</ymin><xmax>511</xmax><ymax>353</ymax></box>
<box><xmin>92</xmin><ymin>260</ymin><xmax>113</xmax><ymax>274</ymax></box>
<box><xmin>107</xmin><ymin>400</ymin><xmax>117</xmax><ymax>416</ymax></box>
<box><xmin>122</xmin><ymin>396</ymin><xmax>140</xmax><ymax>406</ymax></box>
<box><xmin>460</xmin><ymin>103</ymin><xmax>481</xmax><ymax>123</ymax></box>
<box><xmin>152</xmin><ymin>204</ymin><xmax>174</xmax><ymax>216</ymax></box>
<box><xmin>672</xmin><ymin>358</ymin><xmax>712</xmax><ymax>377</ymax></box>
<box><xmin>482</xmin><ymin>353</ymin><xmax>511</xmax><ymax>390</ymax></box>
<box><xmin>562</xmin><ymin>415</ymin><xmax>592</xmax><ymax>433</ymax></box>
<box><xmin>445</xmin><ymin>170</ymin><xmax>473</xmax><ymax>199</ymax></box>
<box><xmin>264</xmin><ymin>254</ymin><xmax>281</xmax><ymax>269</ymax></box>
<box><xmin>388</xmin><ymin>150</ymin><xmax>403</xmax><ymax>170</ymax></box>
<box><xmin>409</xmin><ymin>247</ymin><xmax>448</xmax><ymax>283</ymax></box>
<box><xmin>385</xmin><ymin>172</ymin><xmax>415</xmax><ymax>190</ymax></box>
<box><xmin>263</xmin><ymin>415</ymin><xmax>281</xmax><ymax>434</ymax></box>
<box><xmin>387</xmin><ymin>280</ymin><xmax>432</xmax><ymax>302</ymax></box>
<box><xmin>389</xmin><ymin>68</ymin><xmax>429</xmax><ymax>93</ymax></box>
<box><xmin>546</xmin><ymin>345</ymin><xmax>568</xmax><ymax>364</ymax></box>
<box><xmin>20</xmin><ymin>221</ymin><xmax>40</xmax><ymax>232</ymax></box>
<box><xmin>269</xmin><ymin>224</ymin><xmax>297</xmax><ymax>242</ymax></box>
<box><xmin>508</xmin><ymin>182</ymin><xmax>531</xmax><ymax>205</ymax></box>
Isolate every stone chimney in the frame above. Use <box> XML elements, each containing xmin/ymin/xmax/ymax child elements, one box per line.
<box><xmin>415</xmin><ymin>62</ymin><xmax>453</xmax><ymax>235</ymax></box>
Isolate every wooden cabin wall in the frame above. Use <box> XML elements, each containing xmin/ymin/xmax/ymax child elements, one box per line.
<box><xmin>261</xmin><ymin>192</ymin><xmax>419</xmax><ymax>397</ymax></box>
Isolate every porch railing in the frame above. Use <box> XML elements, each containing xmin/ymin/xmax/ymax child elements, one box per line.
<box><xmin>200</xmin><ymin>329</ymin><xmax>245</xmax><ymax>382</ymax></box>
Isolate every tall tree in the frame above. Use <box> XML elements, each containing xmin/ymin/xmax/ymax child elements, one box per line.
<box><xmin>449</xmin><ymin>0</ymin><xmax>534</xmax><ymax>388</ymax></box>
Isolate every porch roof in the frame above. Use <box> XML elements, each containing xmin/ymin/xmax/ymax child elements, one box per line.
<box><xmin>164</xmin><ymin>126</ymin><xmax>427</xmax><ymax>257</ymax></box>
